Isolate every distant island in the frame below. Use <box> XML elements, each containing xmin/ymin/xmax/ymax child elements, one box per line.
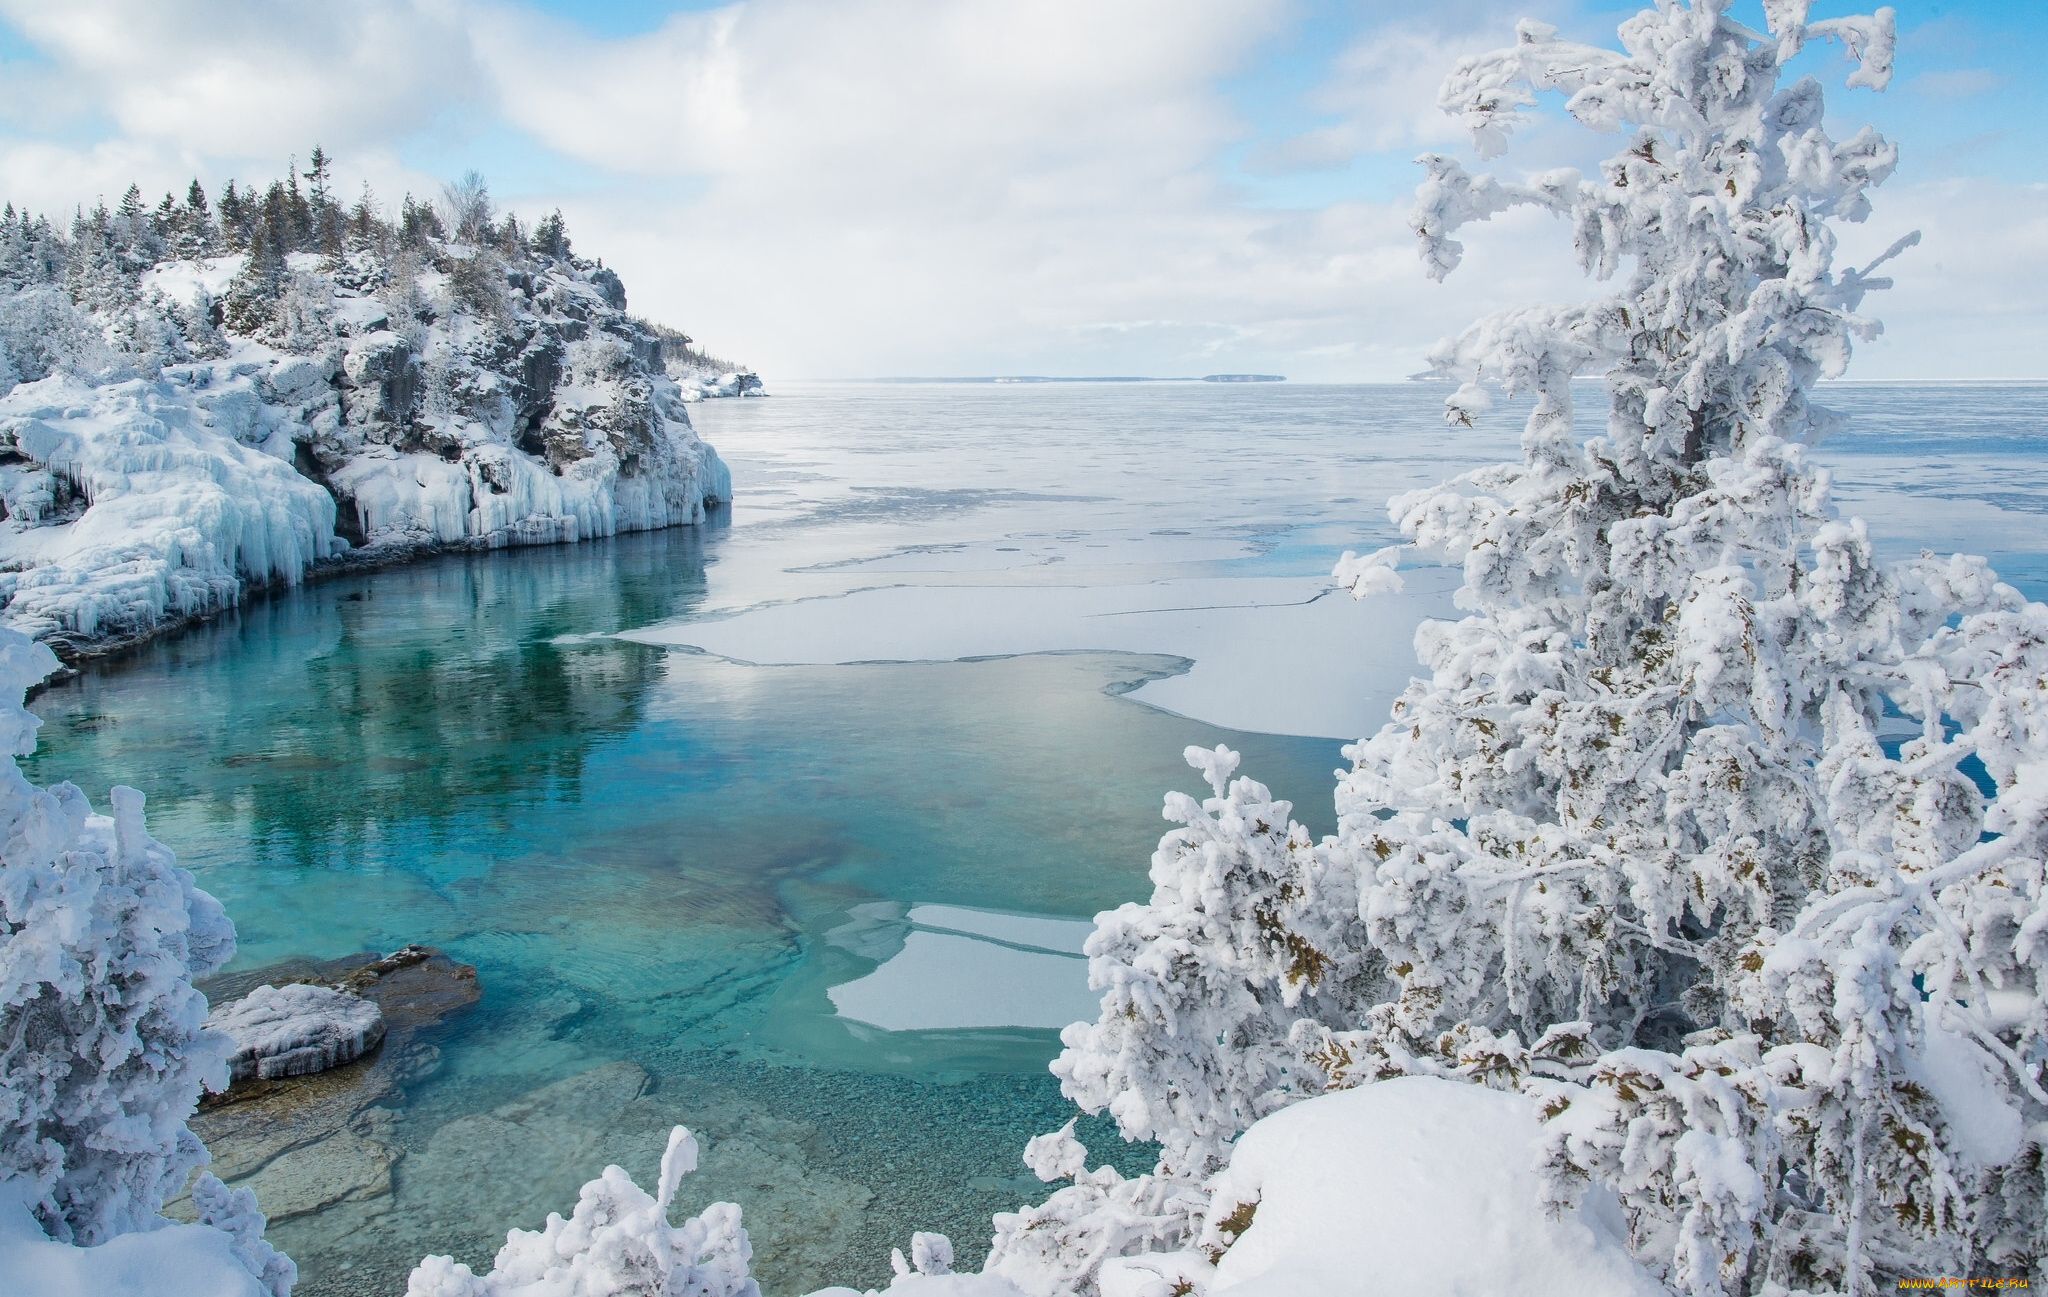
<box><xmin>871</xmin><ymin>374</ymin><xmax>1286</xmax><ymax>383</ymax></box>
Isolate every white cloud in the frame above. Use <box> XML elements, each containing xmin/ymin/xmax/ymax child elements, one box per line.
<box><xmin>1834</xmin><ymin>177</ymin><xmax>2048</xmax><ymax>380</ymax></box>
<box><xmin>1902</xmin><ymin>67</ymin><xmax>2007</xmax><ymax>99</ymax></box>
<box><xmin>0</xmin><ymin>0</ymin><xmax>480</xmax><ymax>156</ymax></box>
<box><xmin>0</xmin><ymin>0</ymin><xmax>2037</xmax><ymax>380</ymax></box>
<box><xmin>0</xmin><ymin>0</ymin><xmax>477</xmax><ymax>213</ymax></box>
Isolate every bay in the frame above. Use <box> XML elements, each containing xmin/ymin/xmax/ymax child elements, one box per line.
<box><xmin>17</xmin><ymin>379</ymin><xmax>2046</xmax><ymax>1295</ymax></box>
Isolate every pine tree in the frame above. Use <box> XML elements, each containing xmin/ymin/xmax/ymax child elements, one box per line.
<box><xmin>180</xmin><ymin>180</ymin><xmax>217</xmax><ymax>259</ymax></box>
<box><xmin>398</xmin><ymin>193</ymin><xmax>445</xmax><ymax>249</ymax></box>
<box><xmin>217</xmin><ymin>180</ymin><xmax>249</xmax><ymax>251</ymax></box>
<box><xmin>284</xmin><ymin>159</ymin><xmax>310</xmax><ymax>251</ymax></box>
<box><xmin>346</xmin><ymin>181</ymin><xmax>386</xmax><ymax>254</ymax></box>
<box><xmin>1010</xmin><ymin>3</ymin><xmax>2048</xmax><ymax>1295</ymax></box>
<box><xmin>534</xmin><ymin>209</ymin><xmax>571</xmax><ymax>261</ymax></box>
<box><xmin>303</xmin><ymin>146</ymin><xmax>331</xmax><ymax>211</ymax></box>
<box><xmin>303</xmin><ymin>147</ymin><xmax>342</xmax><ymax>259</ymax></box>
<box><xmin>64</xmin><ymin>203</ymin><xmax>131</xmax><ymax>313</ymax></box>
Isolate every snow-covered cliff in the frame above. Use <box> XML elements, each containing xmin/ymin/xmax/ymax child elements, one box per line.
<box><xmin>0</xmin><ymin>178</ymin><xmax>734</xmax><ymax>648</ymax></box>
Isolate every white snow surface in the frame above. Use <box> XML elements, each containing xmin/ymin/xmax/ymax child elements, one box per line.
<box><xmin>0</xmin><ymin>1181</ymin><xmax>267</xmax><ymax>1297</ymax></box>
<box><xmin>205</xmin><ymin>983</ymin><xmax>386</xmax><ymax>1083</ymax></box>
<box><xmin>139</xmin><ymin>257</ymin><xmax>244</xmax><ymax>310</ymax></box>
<box><xmin>1199</xmin><ymin>1078</ymin><xmax>1659</xmax><ymax>1297</ymax></box>
<box><xmin>1911</xmin><ymin>1016</ymin><xmax>2026</xmax><ymax>1168</ymax></box>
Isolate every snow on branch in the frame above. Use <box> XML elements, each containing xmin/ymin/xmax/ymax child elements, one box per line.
<box><xmin>0</xmin><ymin>624</ymin><xmax>292</xmax><ymax>1293</ymax></box>
<box><xmin>993</xmin><ymin>4</ymin><xmax>2048</xmax><ymax>1296</ymax></box>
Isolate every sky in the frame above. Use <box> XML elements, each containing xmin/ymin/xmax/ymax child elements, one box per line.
<box><xmin>0</xmin><ymin>0</ymin><xmax>2041</xmax><ymax>381</ymax></box>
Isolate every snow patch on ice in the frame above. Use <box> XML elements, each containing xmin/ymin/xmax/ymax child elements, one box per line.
<box><xmin>828</xmin><ymin>932</ymin><xmax>1096</xmax><ymax>1033</ymax></box>
<box><xmin>904</xmin><ymin>905</ymin><xmax>1094</xmax><ymax>955</ymax></box>
<box><xmin>621</xmin><ymin>570</ymin><xmax>1455</xmax><ymax>740</ymax></box>
<box><xmin>825</xmin><ymin>905</ymin><xmax>1103</xmax><ymax>1032</ymax></box>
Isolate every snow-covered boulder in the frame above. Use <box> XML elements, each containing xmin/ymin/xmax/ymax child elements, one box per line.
<box><xmin>1194</xmin><ymin>1078</ymin><xmax>1658</xmax><ymax>1297</ymax></box>
<box><xmin>674</xmin><ymin>370</ymin><xmax>764</xmax><ymax>402</ymax></box>
<box><xmin>205</xmin><ymin>983</ymin><xmax>386</xmax><ymax>1083</ymax></box>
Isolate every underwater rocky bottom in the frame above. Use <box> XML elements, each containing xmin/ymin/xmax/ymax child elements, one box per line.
<box><xmin>184</xmin><ymin>942</ymin><xmax>1155</xmax><ymax>1297</ymax></box>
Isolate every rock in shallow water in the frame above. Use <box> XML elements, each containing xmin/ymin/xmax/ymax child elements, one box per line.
<box><xmin>208</xmin><ymin>982</ymin><xmax>387</xmax><ymax>1082</ymax></box>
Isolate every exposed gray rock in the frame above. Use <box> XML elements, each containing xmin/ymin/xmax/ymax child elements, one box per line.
<box><xmin>208</xmin><ymin>982</ymin><xmax>387</xmax><ymax>1082</ymax></box>
<box><xmin>167</xmin><ymin>946</ymin><xmax>480</xmax><ymax>1235</ymax></box>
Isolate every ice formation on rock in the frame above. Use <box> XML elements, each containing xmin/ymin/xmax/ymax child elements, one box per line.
<box><xmin>406</xmin><ymin>1125</ymin><xmax>760</xmax><ymax>1297</ymax></box>
<box><xmin>206</xmin><ymin>983</ymin><xmax>387</xmax><ymax>1083</ymax></box>
<box><xmin>0</xmin><ymin>179</ymin><xmax>732</xmax><ymax>647</ymax></box>
<box><xmin>0</xmin><ymin>623</ymin><xmax>292</xmax><ymax>1293</ymax></box>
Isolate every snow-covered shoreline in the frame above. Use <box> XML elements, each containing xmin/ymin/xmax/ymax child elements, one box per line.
<box><xmin>1</xmin><ymin>208</ymin><xmax>740</xmax><ymax>655</ymax></box>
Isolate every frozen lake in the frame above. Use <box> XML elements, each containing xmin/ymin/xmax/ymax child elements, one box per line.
<box><xmin>18</xmin><ymin>379</ymin><xmax>2048</xmax><ymax>1295</ymax></box>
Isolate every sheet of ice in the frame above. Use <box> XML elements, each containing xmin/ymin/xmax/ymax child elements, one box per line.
<box><xmin>641</xmin><ymin>382</ymin><xmax>2048</xmax><ymax>749</ymax></box>
<box><xmin>905</xmin><ymin>906</ymin><xmax>1094</xmax><ymax>954</ymax></box>
<box><xmin>827</xmin><ymin>931</ymin><xmax>1097</xmax><ymax>1032</ymax></box>
<box><xmin>621</xmin><ymin>571</ymin><xmax>1455</xmax><ymax>741</ymax></box>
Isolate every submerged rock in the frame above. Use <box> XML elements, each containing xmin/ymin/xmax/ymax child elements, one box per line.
<box><xmin>169</xmin><ymin>946</ymin><xmax>480</xmax><ymax>1228</ymax></box>
<box><xmin>208</xmin><ymin>983</ymin><xmax>386</xmax><ymax>1082</ymax></box>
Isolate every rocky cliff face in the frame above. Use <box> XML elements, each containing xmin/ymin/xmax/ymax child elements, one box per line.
<box><xmin>0</xmin><ymin>240</ymin><xmax>731</xmax><ymax>647</ymax></box>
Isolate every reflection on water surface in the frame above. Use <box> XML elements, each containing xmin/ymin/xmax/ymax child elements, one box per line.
<box><xmin>23</xmin><ymin>524</ymin><xmax>1341</xmax><ymax>1296</ymax></box>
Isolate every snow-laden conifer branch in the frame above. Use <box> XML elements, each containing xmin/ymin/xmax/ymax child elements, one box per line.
<box><xmin>1000</xmin><ymin>3</ymin><xmax>2048</xmax><ymax>1295</ymax></box>
<box><xmin>0</xmin><ymin>625</ymin><xmax>293</xmax><ymax>1294</ymax></box>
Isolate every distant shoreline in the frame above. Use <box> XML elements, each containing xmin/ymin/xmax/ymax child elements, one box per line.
<box><xmin>867</xmin><ymin>374</ymin><xmax>1287</xmax><ymax>384</ymax></box>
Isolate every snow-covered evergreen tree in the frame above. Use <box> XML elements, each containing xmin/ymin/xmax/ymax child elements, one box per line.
<box><xmin>1008</xmin><ymin>3</ymin><xmax>2048</xmax><ymax>1294</ymax></box>
<box><xmin>986</xmin><ymin>746</ymin><xmax>1372</xmax><ymax>1293</ymax></box>
<box><xmin>0</xmin><ymin>626</ymin><xmax>292</xmax><ymax>1293</ymax></box>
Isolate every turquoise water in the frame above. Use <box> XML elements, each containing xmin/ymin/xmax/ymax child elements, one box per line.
<box><xmin>18</xmin><ymin>528</ymin><xmax>1345</xmax><ymax>1294</ymax></box>
<box><xmin>18</xmin><ymin>380</ymin><xmax>2048</xmax><ymax>1295</ymax></box>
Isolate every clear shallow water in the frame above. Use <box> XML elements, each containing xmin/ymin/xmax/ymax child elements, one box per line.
<box><xmin>18</xmin><ymin>380</ymin><xmax>2048</xmax><ymax>1295</ymax></box>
